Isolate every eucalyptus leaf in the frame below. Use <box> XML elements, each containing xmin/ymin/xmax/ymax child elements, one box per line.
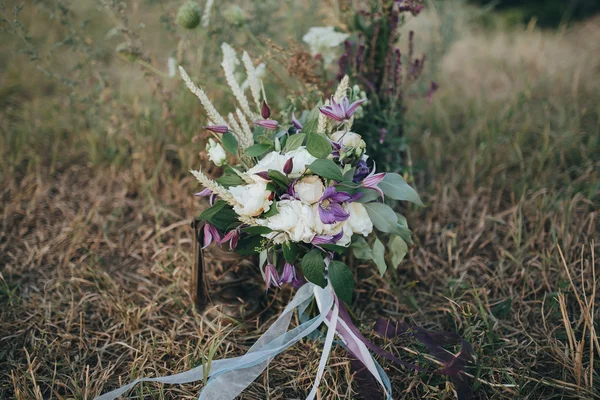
<box><xmin>242</xmin><ymin>226</ymin><xmax>272</xmax><ymax>235</ymax></box>
<box><xmin>389</xmin><ymin>235</ymin><xmax>408</xmax><ymax>268</ymax></box>
<box><xmin>197</xmin><ymin>200</ymin><xmax>227</xmax><ymax>221</ymax></box>
<box><xmin>261</xmin><ymin>203</ymin><xmax>279</xmax><ymax>218</ymax></box>
<box><xmin>221</xmin><ymin>132</ymin><xmax>238</xmax><ymax>155</ymax></box>
<box><xmin>380</xmin><ymin>173</ymin><xmax>423</xmax><ymax>206</ymax></box>
<box><xmin>301</xmin><ymin>107</ymin><xmax>320</xmax><ymax>134</ymax></box>
<box><xmin>351</xmin><ymin>237</ymin><xmax>373</xmax><ymax>260</ymax></box>
<box><xmin>245</xmin><ymin>143</ymin><xmax>272</xmax><ymax>157</ymax></box>
<box><xmin>306</xmin><ymin>132</ymin><xmax>332</xmax><ymax>159</ymax></box>
<box><xmin>268</xmin><ymin>169</ymin><xmax>291</xmax><ymax>188</ymax></box>
<box><xmin>372</xmin><ymin>236</ymin><xmax>388</xmax><ymax>276</ymax></box>
<box><xmin>301</xmin><ymin>249</ymin><xmax>326</xmax><ymax>287</ymax></box>
<box><xmin>328</xmin><ymin>260</ymin><xmax>354</xmax><ymax>304</ymax></box>
<box><xmin>363</xmin><ymin>202</ymin><xmax>398</xmax><ymax>233</ymax></box>
<box><xmin>215</xmin><ymin>173</ymin><xmax>245</xmax><ymax>187</ymax></box>
<box><xmin>343</xmin><ymin>167</ymin><xmax>356</xmax><ymax>181</ymax></box>
<box><xmin>356</xmin><ymin>187</ymin><xmax>382</xmax><ymax>203</ymax></box>
<box><xmin>283</xmin><ymin>133</ymin><xmax>306</xmax><ymax>152</ymax></box>
<box><xmin>308</xmin><ymin>159</ymin><xmax>343</xmax><ymax>181</ymax></box>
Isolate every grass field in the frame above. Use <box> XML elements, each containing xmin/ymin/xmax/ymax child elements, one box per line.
<box><xmin>1</xmin><ymin>1</ymin><xmax>599</xmax><ymax>399</ymax></box>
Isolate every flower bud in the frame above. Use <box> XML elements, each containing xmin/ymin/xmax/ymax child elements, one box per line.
<box><xmin>222</xmin><ymin>5</ymin><xmax>245</xmax><ymax>27</ymax></box>
<box><xmin>206</xmin><ymin>138</ymin><xmax>227</xmax><ymax>166</ymax></box>
<box><xmin>176</xmin><ymin>1</ymin><xmax>202</xmax><ymax>30</ymax></box>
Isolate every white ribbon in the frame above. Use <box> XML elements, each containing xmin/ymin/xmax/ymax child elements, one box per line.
<box><xmin>94</xmin><ymin>281</ymin><xmax>392</xmax><ymax>400</ymax></box>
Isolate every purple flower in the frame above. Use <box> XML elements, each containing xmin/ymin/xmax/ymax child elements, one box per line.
<box><xmin>202</xmin><ymin>223</ymin><xmax>221</xmax><ymax>249</ymax></box>
<box><xmin>353</xmin><ymin>159</ymin><xmax>370</xmax><ymax>183</ymax></box>
<box><xmin>291</xmin><ymin>113</ymin><xmax>303</xmax><ymax>131</ymax></box>
<box><xmin>279</xmin><ymin>263</ymin><xmax>299</xmax><ymax>285</ymax></box>
<box><xmin>362</xmin><ymin>165</ymin><xmax>386</xmax><ymax>200</ymax></box>
<box><xmin>219</xmin><ymin>229</ymin><xmax>239</xmax><ymax>251</ymax></box>
<box><xmin>254</xmin><ymin>119</ymin><xmax>279</xmax><ymax>130</ymax></box>
<box><xmin>264</xmin><ymin>263</ymin><xmax>280</xmax><ymax>291</ymax></box>
<box><xmin>205</xmin><ymin>125</ymin><xmax>229</xmax><ymax>134</ymax></box>
<box><xmin>318</xmin><ymin>186</ymin><xmax>351</xmax><ymax>224</ymax></box>
<box><xmin>312</xmin><ymin>230</ymin><xmax>344</xmax><ymax>245</ymax></box>
<box><xmin>261</xmin><ymin>100</ymin><xmax>271</xmax><ymax>119</ymax></box>
<box><xmin>283</xmin><ymin>158</ymin><xmax>294</xmax><ymax>174</ymax></box>
<box><xmin>195</xmin><ymin>188</ymin><xmax>216</xmax><ymax>205</ymax></box>
<box><xmin>319</xmin><ymin>95</ymin><xmax>366</xmax><ymax>123</ymax></box>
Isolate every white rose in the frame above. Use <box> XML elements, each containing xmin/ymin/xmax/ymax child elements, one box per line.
<box><xmin>294</xmin><ymin>176</ymin><xmax>324</xmax><ymax>204</ymax></box>
<box><xmin>228</xmin><ymin>182</ymin><xmax>272</xmax><ymax>217</ymax></box>
<box><xmin>206</xmin><ymin>138</ymin><xmax>227</xmax><ymax>167</ymax></box>
<box><xmin>285</xmin><ymin>147</ymin><xmax>317</xmax><ymax>178</ymax></box>
<box><xmin>247</xmin><ymin>151</ymin><xmax>287</xmax><ymax>181</ymax></box>
<box><xmin>337</xmin><ymin>223</ymin><xmax>353</xmax><ymax>247</ymax></box>
<box><xmin>261</xmin><ymin>200</ymin><xmax>316</xmax><ymax>243</ymax></box>
<box><xmin>331</xmin><ymin>131</ymin><xmax>366</xmax><ymax>150</ymax></box>
<box><xmin>345</xmin><ymin>202</ymin><xmax>373</xmax><ymax>236</ymax></box>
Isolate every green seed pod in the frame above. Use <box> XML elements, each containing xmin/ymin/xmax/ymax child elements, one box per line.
<box><xmin>221</xmin><ymin>5</ymin><xmax>245</xmax><ymax>27</ymax></box>
<box><xmin>176</xmin><ymin>1</ymin><xmax>201</xmax><ymax>30</ymax></box>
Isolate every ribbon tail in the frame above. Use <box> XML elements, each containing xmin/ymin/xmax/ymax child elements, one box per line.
<box><xmin>306</xmin><ymin>285</ymin><xmax>339</xmax><ymax>400</ymax></box>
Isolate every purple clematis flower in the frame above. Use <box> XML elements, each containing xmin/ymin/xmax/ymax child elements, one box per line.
<box><xmin>312</xmin><ymin>230</ymin><xmax>344</xmax><ymax>245</ymax></box>
<box><xmin>279</xmin><ymin>263</ymin><xmax>299</xmax><ymax>285</ymax></box>
<box><xmin>291</xmin><ymin>113</ymin><xmax>303</xmax><ymax>131</ymax></box>
<box><xmin>318</xmin><ymin>186</ymin><xmax>352</xmax><ymax>224</ymax></box>
<box><xmin>353</xmin><ymin>159</ymin><xmax>370</xmax><ymax>183</ymax></box>
<box><xmin>195</xmin><ymin>188</ymin><xmax>216</xmax><ymax>205</ymax></box>
<box><xmin>205</xmin><ymin>125</ymin><xmax>229</xmax><ymax>134</ymax></box>
<box><xmin>319</xmin><ymin>95</ymin><xmax>366</xmax><ymax>123</ymax></box>
<box><xmin>255</xmin><ymin>119</ymin><xmax>279</xmax><ymax>130</ymax></box>
<box><xmin>219</xmin><ymin>229</ymin><xmax>239</xmax><ymax>251</ymax></box>
<box><xmin>264</xmin><ymin>263</ymin><xmax>280</xmax><ymax>291</ymax></box>
<box><xmin>362</xmin><ymin>164</ymin><xmax>386</xmax><ymax>200</ymax></box>
<box><xmin>203</xmin><ymin>223</ymin><xmax>221</xmax><ymax>249</ymax></box>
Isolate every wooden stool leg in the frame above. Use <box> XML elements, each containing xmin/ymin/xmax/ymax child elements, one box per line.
<box><xmin>191</xmin><ymin>220</ymin><xmax>210</xmax><ymax>311</ymax></box>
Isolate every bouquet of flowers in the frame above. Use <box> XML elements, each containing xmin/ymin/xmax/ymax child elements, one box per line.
<box><xmin>96</xmin><ymin>43</ymin><xmax>471</xmax><ymax>400</ymax></box>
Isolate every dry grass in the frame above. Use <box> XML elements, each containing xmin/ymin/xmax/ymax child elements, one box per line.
<box><xmin>1</xmin><ymin>2</ymin><xmax>599</xmax><ymax>399</ymax></box>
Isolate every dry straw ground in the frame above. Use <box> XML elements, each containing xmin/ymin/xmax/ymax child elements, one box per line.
<box><xmin>1</xmin><ymin>2</ymin><xmax>599</xmax><ymax>399</ymax></box>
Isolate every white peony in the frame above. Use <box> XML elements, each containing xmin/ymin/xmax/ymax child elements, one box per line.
<box><xmin>261</xmin><ymin>200</ymin><xmax>316</xmax><ymax>244</ymax></box>
<box><xmin>246</xmin><ymin>151</ymin><xmax>287</xmax><ymax>181</ymax></box>
<box><xmin>345</xmin><ymin>202</ymin><xmax>373</xmax><ymax>236</ymax></box>
<box><xmin>302</xmin><ymin>26</ymin><xmax>350</xmax><ymax>67</ymax></box>
<box><xmin>294</xmin><ymin>175</ymin><xmax>324</xmax><ymax>204</ymax></box>
<box><xmin>228</xmin><ymin>182</ymin><xmax>272</xmax><ymax>217</ymax></box>
<box><xmin>331</xmin><ymin>131</ymin><xmax>366</xmax><ymax>151</ymax></box>
<box><xmin>206</xmin><ymin>138</ymin><xmax>227</xmax><ymax>167</ymax></box>
<box><xmin>285</xmin><ymin>147</ymin><xmax>317</xmax><ymax>178</ymax></box>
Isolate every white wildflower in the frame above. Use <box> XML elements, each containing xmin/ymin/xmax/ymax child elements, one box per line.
<box><xmin>302</xmin><ymin>27</ymin><xmax>349</xmax><ymax>67</ymax></box>
<box><xmin>206</xmin><ymin>138</ymin><xmax>227</xmax><ymax>166</ymax></box>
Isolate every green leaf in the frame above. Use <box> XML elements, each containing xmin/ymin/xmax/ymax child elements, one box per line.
<box><xmin>261</xmin><ymin>203</ymin><xmax>279</xmax><ymax>218</ymax></box>
<box><xmin>343</xmin><ymin>167</ymin><xmax>356</xmax><ymax>181</ymax></box>
<box><xmin>245</xmin><ymin>143</ymin><xmax>272</xmax><ymax>157</ymax></box>
<box><xmin>283</xmin><ymin>133</ymin><xmax>306</xmax><ymax>152</ymax></box>
<box><xmin>351</xmin><ymin>237</ymin><xmax>373</xmax><ymax>260</ymax></box>
<box><xmin>215</xmin><ymin>173</ymin><xmax>245</xmax><ymax>187</ymax></box>
<box><xmin>363</xmin><ymin>203</ymin><xmax>398</xmax><ymax>233</ymax></box>
<box><xmin>197</xmin><ymin>200</ymin><xmax>227</xmax><ymax>221</ymax></box>
<box><xmin>356</xmin><ymin>188</ymin><xmax>382</xmax><ymax>203</ymax></box>
<box><xmin>394</xmin><ymin>213</ymin><xmax>414</xmax><ymax>245</ymax></box>
<box><xmin>221</xmin><ymin>132</ymin><xmax>238</xmax><ymax>155</ymax></box>
<box><xmin>389</xmin><ymin>235</ymin><xmax>408</xmax><ymax>268</ymax></box>
<box><xmin>372</xmin><ymin>236</ymin><xmax>388</xmax><ymax>275</ymax></box>
<box><xmin>242</xmin><ymin>226</ymin><xmax>272</xmax><ymax>234</ymax></box>
<box><xmin>301</xmin><ymin>249</ymin><xmax>326</xmax><ymax>288</ymax></box>
<box><xmin>328</xmin><ymin>260</ymin><xmax>354</xmax><ymax>304</ymax></box>
<box><xmin>209</xmin><ymin>206</ymin><xmax>238</xmax><ymax>231</ymax></box>
<box><xmin>234</xmin><ymin>235</ymin><xmax>263</xmax><ymax>256</ymax></box>
<box><xmin>308</xmin><ymin>159</ymin><xmax>343</xmax><ymax>181</ymax></box>
<box><xmin>319</xmin><ymin>244</ymin><xmax>347</xmax><ymax>254</ymax></box>
<box><xmin>306</xmin><ymin>132</ymin><xmax>332</xmax><ymax>159</ymax></box>
<box><xmin>268</xmin><ymin>169</ymin><xmax>291</xmax><ymax>188</ymax></box>
<box><xmin>301</xmin><ymin>107</ymin><xmax>320</xmax><ymax>134</ymax></box>
<box><xmin>379</xmin><ymin>173</ymin><xmax>423</xmax><ymax>206</ymax></box>
<box><xmin>282</xmin><ymin>241</ymin><xmax>297</xmax><ymax>263</ymax></box>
